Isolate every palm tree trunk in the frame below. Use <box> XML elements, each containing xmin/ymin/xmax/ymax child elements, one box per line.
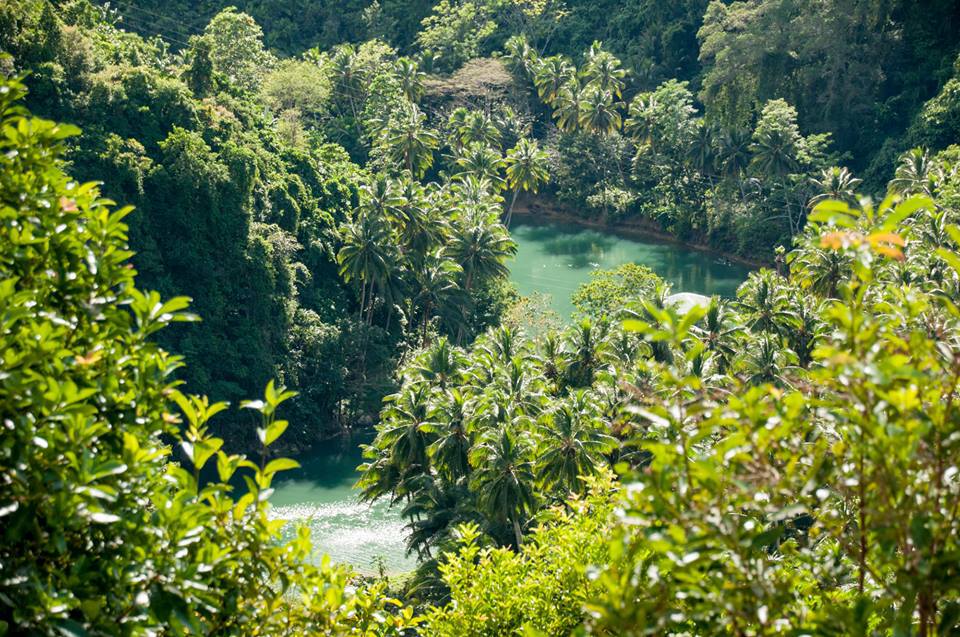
<box><xmin>512</xmin><ymin>516</ymin><xmax>523</xmax><ymax>550</ymax></box>
<box><xmin>359</xmin><ymin>278</ymin><xmax>368</xmax><ymax>323</ymax></box>
<box><xmin>421</xmin><ymin>304</ymin><xmax>431</xmax><ymax>348</ymax></box>
<box><xmin>505</xmin><ymin>188</ymin><xmax>520</xmax><ymax>228</ymax></box>
<box><xmin>456</xmin><ymin>271</ymin><xmax>474</xmax><ymax>345</ymax></box>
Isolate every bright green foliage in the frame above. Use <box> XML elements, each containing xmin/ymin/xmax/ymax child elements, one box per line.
<box><xmin>425</xmin><ymin>477</ymin><xmax>618</xmax><ymax>635</ymax></box>
<box><xmin>585</xmin><ymin>194</ymin><xmax>960</xmax><ymax>635</ymax></box>
<box><xmin>572</xmin><ymin>262</ymin><xmax>664</xmax><ymax>318</ymax></box>
<box><xmin>504</xmin><ymin>137</ymin><xmax>550</xmax><ymax>226</ymax></box>
<box><xmin>416</xmin><ymin>0</ymin><xmax>498</xmax><ymax>73</ymax></box>
<box><xmin>203</xmin><ymin>8</ymin><xmax>274</xmax><ymax>92</ymax></box>
<box><xmin>0</xmin><ymin>75</ymin><xmax>415</xmax><ymax>635</ymax></box>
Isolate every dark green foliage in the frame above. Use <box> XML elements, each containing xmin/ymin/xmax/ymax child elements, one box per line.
<box><xmin>0</xmin><ymin>74</ymin><xmax>416</xmax><ymax>634</ymax></box>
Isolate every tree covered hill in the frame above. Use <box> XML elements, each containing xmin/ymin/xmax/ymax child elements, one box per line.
<box><xmin>3</xmin><ymin>0</ymin><xmax>960</xmax><ymax>634</ymax></box>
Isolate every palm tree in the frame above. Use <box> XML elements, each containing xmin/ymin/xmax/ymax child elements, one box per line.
<box><xmin>458</xmin><ymin>111</ymin><xmax>501</xmax><ymax>149</ymax></box>
<box><xmin>891</xmin><ymin>148</ymin><xmax>937</xmax><ymax>197</ymax></box>
<box><xmin>783</xmin><ymin>295</ymin><xmax>823</xmax><ymax>367</ymax></box>
<box><xmin>736</xmin><ymin>271</ymin><xmax>796</xmax><ymax>335</ymax></box>
<box><xmin>413</xmin><ymin>250</ymin><xmax>465</xmax><ymax>346</ymax></box>
<box><xmin>402</xmin><ymin>477</ymin><xmax>478</xmax><ymax>560</ymax></box>
<box><xmin>413</xmin><ymin>337</ymin><xmax>464</xmax><ymax>389</ymax></box>
<box><xmin>791</xmin><ymin>244</ymin><xmax>850</xmax><ymax>298</ymax></box>
<box><xmin>377</xmin><ymin>384</ymin><xmax>437</xmax><ymax>480</ymax></box>
<box><xmin>692</xmin><ymin>297</ymin><xmax>743</xmax><ymax>373</ymax></box>
<box><xmin>396</xmin><ymin>57</ymin><xmax>425</xmax><ymax>103</ymax></box>
<box><xmin>449</xmin><ymin>212</ymin><xmax>516</xmax><ymax>343</ymax></box>
<box><xmin>454</xmin><ymin>143</ymin><xmax>506</xmax><ymax>190</ymax></box>
<box><xmin>552</xmin><ymin>81</ymin><xmax>584</xmax><ymax>133</ymax></box>
<box><xmin>564</xmin><ymin>318</ymin><xmax>607</xmax><ymax>387</ymax></box>
<box><xmin>503</xmin><ymin>138</ymin><xmax>550</xmax><ymax>227</ymax></box>
<box><xmin>715</xmin><ymin>127</ymin><xmax>752</xmax><ymax>179</ymax></box>
<box><xmin>578</xmin><ymin>86</ymin><xmax>623</xmax><ymax>135</ymax></box>
<box><xmin>581</xmin><ymin>42</ymin><xmax>626</xmax><ymax>97</ymax></box>
<box><xmin>382</xmin><ymin>104</ymin><xmax>440</xmax><ymax>178</ymax></box>
<box><xmin>809</xmin><ymin>166</ymin><xmax>862</xmax><ymax>206</ymax></box>
<box><xmin>470</xmin><ymin>427</ymin><xmax>536</xmax><ymax>549</ymax></box>
<box><xmin>423</xmin><ymin>389</ymin><xmax>473</xmax><ymax>481</ymax></box>
<box><xmin>687</xmin><ymin>122</ymin><xmax>716</xmax><ymax>174</ymax></box>
<box><xmin>536</xmin><ymin>391</ymin><xmax>615</xmax><ymax>495</ymax></box>
<box><xmin>448</xmin><ymin>213</ymin><xmax>516</xmax><ymax>293</ymax></box>
<box><xmin>337</xmin><ymin>211</ymin><xmax>396</xmax><ymax>325</ymax></box>
<box><xmin>750</xmin><ymin>127</ymin><xmax>799</xmax><ymax>178</ymax></box>
<box><xmin>533</xmin><ymin>55</ymin><xmax>575</xmax><ymax>105</ymax></box>
<box><xmin>330</xmin><ymin>43</ymin><xmax>365</xmax><ymax>119</ymax></box>
<box><xmin>503</xmin><ymin>33</ymin><xmax>539</xmax><ymax>82</ymax></box>
<box><xmin>533</xmin><ymin>330</ymin><xmax>566</xmax><ymax>394</ymax></box>
<box><xmin>359</xmin><ymin>175</ymin><xmax>403</xmax><ymax>219</ymax></box>
<box><xmin>450</xmin><ymin>174</ymin><xmax>500</xmax><ymax>206</ymax></box>
<box><xmin>741</xmin><ymin>334</ymin><xmax>796</xmax><ymax>387</ymax></box>
<box><xmin>624</xmin><ymin>93</ymin><xmax>657</xmax><ymax>146</ymax></box>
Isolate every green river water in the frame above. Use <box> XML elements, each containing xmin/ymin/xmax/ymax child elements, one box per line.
<box><xmin>270</xmin><ymin>217</ymin><xmax>750</xmax><ymax>574</ymax></box>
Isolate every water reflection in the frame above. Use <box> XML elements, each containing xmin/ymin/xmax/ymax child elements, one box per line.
<box><xmin>510</xmin><ymin>215</ymin><xmax>750</xmax><ymax>318</ymax></box>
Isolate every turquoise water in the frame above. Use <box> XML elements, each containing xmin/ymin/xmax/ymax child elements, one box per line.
<box><xmin>509</xmin><ymin>215</ymin><xmax>750</xmax><ymax>318</ymax></box>
<box><xmin>270</xmin><ymin>217</ymin><xmax>750</xmax><ymax>574</ymax></box>
<box><xmin>269</xmin><ymin>434</ymin><xmax>417</xmax><ymax>575</ymax></box>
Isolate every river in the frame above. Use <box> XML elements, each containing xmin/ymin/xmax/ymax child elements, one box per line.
<box><xmin>509</xmin><ymin>215</ymin><xmax>750</xmax><ymax>318</ymax></box>
<box><xmin>270</xmin><ymin>217</ymin><xmax>751</xmax><ymax>574</ymax></box>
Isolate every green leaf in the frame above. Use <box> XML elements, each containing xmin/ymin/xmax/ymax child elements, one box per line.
<box><xmin>263</xmin><ymin>419</ymin><xmax>288</xmax><ymax>447</ymax></box>
<box><xmin>264</xmin><ymin>458</ymin><xmax>300</xmax><ymax>476</ymax></box>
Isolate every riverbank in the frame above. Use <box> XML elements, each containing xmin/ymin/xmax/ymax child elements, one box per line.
<box><xmin>511</xmin><ymin>197</ymin><xmax>770</xmax><ymax>270</ymax></box>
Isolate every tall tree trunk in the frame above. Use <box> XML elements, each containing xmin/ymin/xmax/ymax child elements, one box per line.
<box><xmin>456</xmin><ymin>271</ymin><xmax>474</xmax><ymax>345</ymax></box>
<box><xmin>421</xmin><ymin>304</ymin><xmax>432</xmax><ymax>348</ymax></box>
<box><xmin>512</xmin><ymin>516</ymin><xmax>523</xmax><ymax>550</ymax></box>
<box><xmin>505</xmin><ymin>188</ymin><xmax>520</xmax><ymax>228</ymax></box>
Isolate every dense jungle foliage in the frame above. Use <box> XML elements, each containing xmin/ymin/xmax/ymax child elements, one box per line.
<box><xmin>3</xmin><ymin>0</ymin><xmax>960</xmax><ymax>634</ymax></box>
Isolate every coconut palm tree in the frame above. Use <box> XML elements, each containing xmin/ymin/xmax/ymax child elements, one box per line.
<box><xmin>423</xmin><ymin>389</ymin><xmax>473</xmax><ymax>482</ymax></box>
<box><xmin>457</xmin><ymin>110</ymin><xmax>502</xmax><ymax>149</ymax></box>
<box><xmin>581</xmin><ymin>42</ymin><xmax>627</xmax><ymax>97</ymax></box>
<box><xmin>359</xmin><ymin>175</ymin><xmax>403</xmax><ymax>219</ymax></box>
<box><xmin>377</xmin><ymin>384</ymin><xmax>437</xmax><ymax>480</ymax></box>
<box><xmin>750</xmin><ymin>126</ymin><xmax>799</xmax><ymax>178</ymax></box>
<box><xmin>790</xmin><ymin>243</ymin><xmax>851</xmax><ymax>298</ymax></box>
<box><xmin>809</xmin><ymin>166</ymin><xmax>862</xmax><ymax>206</ymax></box>
<box><xmin>336</xmin><ymin>211</ymin><xmax>396</xmax><ymax>325</ymax></box>
<box><xmin>715</xmin><ymin>127</ymin><xmax>752</xmax><ymax>179</ymax></box>
<box><xmin>736</xmin><ymin>271</ymin><xmax>797</xmax><ymax>335</ymax></box>
<box><xmin>503</xmin><ymin>33</ymin><xmax>539</xmax><ymax>81</ymax></box>
<box><xmin>454</xmin><ymin>143</ymin><xmax>506</xmax><ymax>190</ymax></box>
<box><xmin>578</xmin><ymin>86</ymin><xmax>623</xmax><ymax>135</ymax></box>
<box><xmin>503</xmin><ymin>137</ymin><xmax>550</xmax><ymax>227</ymax></box>
<box><xmin>470</xmin><ymin>427</ymin><xmax>536</xmax><ymax>549</ymax></box>
<box><xmin>891</xmin><ymin>147</ymin><xmax>937</xmax><ymax>197</ymax></box>
<box><xmin>741</xmin><ymin>334</ymin><xmax>796</xmax><ymax>387</ymax></box>
<box><xmin>624</xmin><ymin>93</ymin><xmax>658</xmax><ymax>146</ymax></box>
<box><xmin>552</xmin><ymin>81</ymin><xmax>584</xmax><ymax>133</ymax></box>
<box><xmin>382</xmin><ymin>104</ymin><xmax>440</xmax><ymax>178</ymax></box>
<box><xmin>402</xmin><ymin>477</ymin><xmax>478</xmax><ymax>560</ymax></box>
<box><xmin>564</xmin><ymin>318</ymin><xmax>608</xmax><ymax>387</ymax></box>
<box><xmin>782</xmin><ymin>295</ymin><xmax>823</xmax><ymax>367</ymax></box>
<box><xmin>396</xmin><ymin>57</ymin><xmax>425</xmax><ymax>103</ymax></box>
<box><xmin>536</xmin><ymin>391</ymin><xmax>616</xmax><ymax>495</ymax></box>
<box><xmin>448</xmin><ymin>213</ymin><xmax>516</xmax><ymax>293</ymax></box>
<box><xmin>533</xmin><ymin>55</ymin><xmax>575</xmax><ymax>105</ymax></box>
<box><xmin>413</xmin><ymin>250</ymin><xmax>465</xmax><ymax>346</ymax></box>
<box><xmin>413</xmin><ymin>337</ymin><xmax>464</xmax><ymax>389</ymax></box>
<box><xmin>687</xmin><ymin>121</ymin><xmax>717</xmax><ymax>174</ymax></box>
<box><xmin>692</xmin><ymin>297</ymin><xmax>744</xmax><ymax>373</ymax></box>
